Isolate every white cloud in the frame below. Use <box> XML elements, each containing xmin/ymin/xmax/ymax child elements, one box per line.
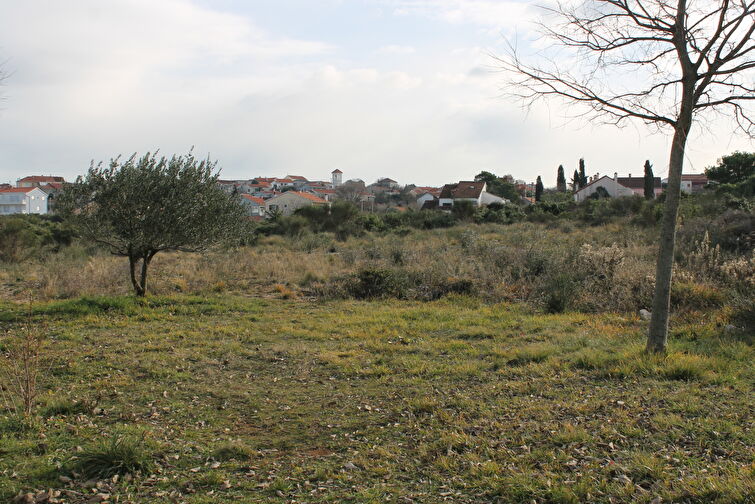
<box><xmin>376</xmin><ymin>45</ymin><xmax>417</xmax><ymax>55</ymax></box>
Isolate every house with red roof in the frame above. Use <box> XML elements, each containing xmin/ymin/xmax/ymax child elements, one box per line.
<box><xmin>239</xmin><ymin>194</ymin><xmax>266</xmax><ymax>218</ymax></box>
<box><xmin>438</xmin><ymin>181</ymin><xmax>506</xmax><ymax>209</ymax></box>
<box><xmin>0</xmin><ymin>186</ymin><xmax>50</xmax><ymax>215</ymax></box>
<box><xmin>16</xmin><ymin>175</ymin><xmax>66</xmax><ymax>188</ymax></box>
<box><xmin>574</xmin><ymin>172</ymin><xmax>661</xmax><ymax>202</ymax></box>
<box><xmin>265</xmin><ymin>191</ymin><xmax>328</xmax><ymax>217</ymax></box>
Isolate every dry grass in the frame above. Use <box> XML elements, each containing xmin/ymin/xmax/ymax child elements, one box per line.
<box><xmin>1</xmin><ymin>222</ymin><xmax>750</xmax><ymax>318</ymax></box>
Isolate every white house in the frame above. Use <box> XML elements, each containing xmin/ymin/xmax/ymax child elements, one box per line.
<box><xmin>265</xmin><ymin>191</ymin><xmax>328</xmax><ymax>217</ymax></box>
<box><xmin>573</xmin><ymin>173</ymin><xmax>635</xmax><ymax>202</ymax></box>
<box><xmin>438</xmin><ymin>181</ymin><xmax>507</xmax><ymax>209</ymax></box>
<box><xmin>0</xmin><ymin>187</ymin><xmax>50</xmax><ymax>215</ymax></box>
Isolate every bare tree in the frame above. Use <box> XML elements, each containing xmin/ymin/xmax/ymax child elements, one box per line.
<box><xmin>498</xmin><ymin>0</ymin><xmax>754</xmax><ymax>353</ymax></box>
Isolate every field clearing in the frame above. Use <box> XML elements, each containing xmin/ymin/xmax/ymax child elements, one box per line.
<box><xmin>0</xmin><ymin>295</ymin><xmax>752</xmax><ymax>503</ymax></box>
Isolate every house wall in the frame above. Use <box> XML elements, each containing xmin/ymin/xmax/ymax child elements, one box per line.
<box><xmin>416</xmin><ymin>193</ymin><xmax>436</xmax><ymax>208</ymax></box>
<box><xmin>265</xmin><ymin>193</ymin><xmax>322</xmax><ymax>216</ymax></box>
<box><xmin>574</xmin><ymin>177</ymin><xmax>634</xmax><ymax>202</ymax></box>
<box><xmin>0</xmin><ymin>188</ymin><xmax>48</xmax><ymax>214</ymax></box>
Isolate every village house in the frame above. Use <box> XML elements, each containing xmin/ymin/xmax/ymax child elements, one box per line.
<box><xmin>0</xmin><ymin>186</ymin><xmax>50</xmax><ymax>215</ymax></box>
<box><xmin>239</xmin><ymin>194</ymin><xmax>266</xmax><ymax>218</ymax></box>
<box><xmin>679</xmin><ymin>174</ymin><xmax>709</xmax><ymax>194</ymax></box>
<box><xmin>574</xmin><ymin>172</ymin><xmax>661</xmax><ymax>202</ymax></box>
<box><xmin>16</xmin><ymin>175</ymin><xmax>66</xmax><ymax>188</ymax></box>
<box><xmin>265</xmin><ymin>191</ymin><xmax>328</xmax><ymax>217</ymax></box>
<box><xmin>438</xmin><ymin>181</ymin><xmax>506</xmax><ymax>209</ymax></box>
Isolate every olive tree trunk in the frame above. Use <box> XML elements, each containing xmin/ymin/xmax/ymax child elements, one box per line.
<box><xmin>128</xmin><ymin>252</ymin><xmax>155</xmax><ymax>297</ymax></box>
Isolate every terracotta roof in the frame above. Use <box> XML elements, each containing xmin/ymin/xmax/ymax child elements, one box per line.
<box><xmin>331</xmin><ymin>169</ymin><xmax>343</xmax><ymax>174</ymax></box>
<box><xmin>268</xmin><ymin>191</ymin><xmax>327</xmax><ymax>204</ymax></box>
<box><xmin>275</xmin><ymin>178</ymin><xmax>294</xmax><ymax>183</ymax></box>
<box><xmin>241</xmin><ymin>194</ymin><xmax>265</xmax><ymax>205</ymax></box>
<box><xmin>439</xmin><ymin>181</ymin><xmax>486</xmax><ymax>199</ymax></box>
<box><xmin>1</xmin><ymin>187</ymin><xmax>40</xmax><ymax>193</ymax></box>
<box><xmin>18</xmin><ymin>175</ymin><xmax>65</xmax><ymax>183</ymax></box>
<box><xmin>287</xmin><ymin>175</ymin><xmax>307</xmax><ymax>181</ymax></box>
<box><xmin>617</xmin><ymin>176</ymin><xmax>661</xmax><ymax>189</ymax></box>
<box><xmin>681</xmin><ymin>174</ymin><xmax>708</xmax><ymax>183</ymax></box>
<box><xmin>293</xmin><ymin>191</ymin><xmax>327</xmax><ymax>204</ymax></box>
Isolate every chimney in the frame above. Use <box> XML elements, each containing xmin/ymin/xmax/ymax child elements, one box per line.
<box><xmin>629</xmin><ymin>173</ymin><xmax>632</xmax><ymax>178</ymax></box>
<box><xmin>614</xmin><ymin>172</ymin><xmax>617</xmax><ymax>180</ymax></box>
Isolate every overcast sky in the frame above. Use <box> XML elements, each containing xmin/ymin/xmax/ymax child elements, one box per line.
<box><xmin>0</xmin><ymin>0</ymin><xmax>751</xmax><ymax>187</ymax></box>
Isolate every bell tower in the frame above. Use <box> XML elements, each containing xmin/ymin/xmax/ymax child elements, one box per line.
<box><xmin>331</xmin><ymin>169</ymin><xmax>343</xmax><ymax>187</ymax></box>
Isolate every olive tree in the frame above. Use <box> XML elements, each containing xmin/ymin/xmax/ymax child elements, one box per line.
<box><xmin>498</xmin><ymin>0</ymin><xmax>754</xmax><ymax>353</ymax></box>
<box><xmin>59</xmin><ymin>151</ymin><xmax>246</xmax><ymax>296</ymax></box>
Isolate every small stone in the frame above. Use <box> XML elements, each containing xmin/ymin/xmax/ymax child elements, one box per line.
<box><xmin>59</xmin><ymin>475</ymin><xmax>72</xmax><ymax>484</ymax></box>
<box><xmin>650</xmin><ymin>498</ymin><xmax>662</xmax><ymax>504</ymax></box>
<box><xmin>87</xmin><ymin>493</ymin><xmax>110</xmax><ymax>503</ymax></box>
<box><xmin>343</xmin><ymin>462</ymin><xmax>358</xmax><ymax>471</ymax></box>
<box><xmin>639</xmin><ymin>309</ymin><xmax>651</xmax><ymax>321</ymax></box>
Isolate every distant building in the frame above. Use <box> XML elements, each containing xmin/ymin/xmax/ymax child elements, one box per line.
<box><xmin>678</xmin><ymin>174</ymin><xmax>709</xmax><ymax>194</ymax></box>
<box><xmin>332</xmin><ymin>169</ymin><xmax>343</xmax><ymax>187</ymax></box>
<box><xmin>438</xmin><ymin>181</ymin><xmax>506</xmax><ymax>209</ymax></box>
<box><xmin>0</xmin><ymin>187</ymin><xmax>50</xmax><ymax>215</ymax></box>
<box><xmin>239</xmin><ymin>194</ymin><xmax>266</xmax><ymax>218</ymax></box>
<box><xmin>16</xmin><ymin>175</ymin><xmax>66</xmax><ymax>188</ymax></box>
<box><xmin>265</xmin><ymin>191</ymin><xmax>328</xmax><ymax>217</ymax></box>
<box><xmin>574</xmin><ymin>172</ymin><xmax>661</xmax><ymax>202</ymax></box>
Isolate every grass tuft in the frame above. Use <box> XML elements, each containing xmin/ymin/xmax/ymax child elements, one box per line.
<box><xmin>75</xmin><ymin>435</ymin><xmax>155</xmax><ymax>479</ymax></box>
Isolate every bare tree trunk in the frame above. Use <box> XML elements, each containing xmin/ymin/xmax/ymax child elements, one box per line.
<box><xmin>647</xmin><ymin>92</ymin><xmax>694</xmax><ymax>353</ymax></box>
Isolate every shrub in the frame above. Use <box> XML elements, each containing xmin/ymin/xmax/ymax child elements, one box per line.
<box><xmin>543</xmin><ymin>273</ymin><xmax>579</xmax><ymax>313</ymax></box>
<box><xmin>671</xmin><ymin>281</ymin><xmax>725</xmax><ymax>310</ymax></box>
<box><xmin>348</xmin><ymin>268</ymin><xmax>410</xmax><ymax>299</ymax></box>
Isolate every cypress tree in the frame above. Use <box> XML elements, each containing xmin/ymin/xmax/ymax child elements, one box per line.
<box><xmin>556</xmin><ymin>165</ymin><xmax>567</xmax><ymax>192</ymax></box>
<box><xmin>535</xmin><ymin>176</ymin><xmax>544</xmax><ymax>202</ymax></box>
<box><xmin>579</xmin><ymin>158</ymin><xmax>587</xmax><ymax>187</ymax></box>
<box><xmin>572</xmin><ymin>169</ymin><xmax>580</xmax><ymax>192</ymax></box>
<box><xmin>643</xmin><ymin>160</ymin><xmax>655</xmax><ymax>199</ymax></box>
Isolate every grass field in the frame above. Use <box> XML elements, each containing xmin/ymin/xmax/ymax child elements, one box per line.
<box><xmin>1</xmin><ymin>294</ymin><xmax>752</xmax><ymax>503</ymax></box>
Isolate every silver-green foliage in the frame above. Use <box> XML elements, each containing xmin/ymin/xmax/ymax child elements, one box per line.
<box><xmin>59</xmin><ymin>151</ymin><xmax>246</xmax><ymax>296</ymax></box>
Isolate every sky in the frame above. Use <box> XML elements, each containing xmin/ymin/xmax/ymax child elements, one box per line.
<box><xmin>0</xmin><ymin>0</ymin><xmax>752</xmax><ymax>187</ymax></box>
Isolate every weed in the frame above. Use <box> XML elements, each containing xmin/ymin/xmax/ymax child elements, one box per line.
<box><xmin>75</xmin><ymin>435</ymin><xmax>155</xmax><ymax>479</ymax></box>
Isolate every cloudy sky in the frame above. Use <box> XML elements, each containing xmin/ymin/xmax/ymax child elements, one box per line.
<box><xmin>0</xmin><ymin>0</ymin><xmax>751</xmax><ymax>187</ymax></box>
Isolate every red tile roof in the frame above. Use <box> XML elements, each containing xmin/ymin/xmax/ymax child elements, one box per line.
<box><xmin>0</xmin><ymin>187</ymin><xmax>37</xmax><ymax>193</ymax></box>
<box><xmin>18</xmin><ymin>175</ymin><xmax>65</xmax><ymax>183</ymax></box>
<box><xmin>440</xmin><ymin>181</ymin><xmax>486</xmax><ymax>199</ymax></box>
<box><xmin>292</xmin><ymin>191</ymin><xmax>327</xmax><ymax>204</ymax></box>
<box><xmin>617</xmin><ymin>176</ymin><xmax>661</xmax><ymax>189</ymax></box>
<box><xmin>331</xmin><ymin>169</ymin><xmax>343</xmax><ymax>174</ymax></box>
<box><xmin>241</xmin><ymin>194</ymin><xmax>265</xmax><ymax>205</ymax></box>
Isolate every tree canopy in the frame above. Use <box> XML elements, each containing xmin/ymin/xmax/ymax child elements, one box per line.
<box><xmin>59</xmin><ymin>151</ymin><xmax>245</xmax><ymax>296</ymax></box>
<box><xmin>474</xmin><ymin>171</ymin><xmax>521</xmax><ymax>202</ymax></box>
<box><xmin>705</xmin><ymin>151</ymin><xmax>755</xmax><ymax>185</ymax></box>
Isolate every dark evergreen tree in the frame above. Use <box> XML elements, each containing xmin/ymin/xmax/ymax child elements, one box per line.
<box><xmin>535</xmin><ymin>176</ymin><xmax>544</xmax><ymax>202</ymax></box>
<box><xmin>571</xmin><ymin>169</ymin><xmax>580</xmax><ymax>192</ymax></box>
<box><xmin>579</xmin><ymin>158</ymin><xmax>587</xmax><ymax>188</ymax></box>
<box><xmin>556</xmin><ymin>165</ymin><xmax>567</xmax><ymax>192</ymax></box>
<box><xmin>643</xmin><ymin>160</ymin><xmax>655</xmax><ymax>199</ymax></box>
